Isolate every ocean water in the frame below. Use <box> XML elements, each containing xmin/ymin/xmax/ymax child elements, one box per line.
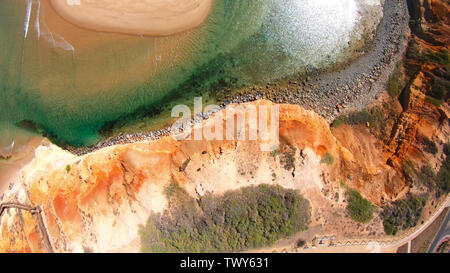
<box><xmin>0</xmin><ymin>0</ymin><xmax>378</xmax><ymax>150</ymax></box>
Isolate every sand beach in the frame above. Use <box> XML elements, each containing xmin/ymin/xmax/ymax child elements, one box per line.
<box><xmin>50</xmin><ymin>0</ymin><xmax>213</xmax><ymax>36</ymax></box>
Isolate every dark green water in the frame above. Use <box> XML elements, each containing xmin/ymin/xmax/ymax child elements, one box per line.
<box><xmin>0</xmin><ymin>0</ymin><xmax>370</xmax><ymax>150</ymax></box>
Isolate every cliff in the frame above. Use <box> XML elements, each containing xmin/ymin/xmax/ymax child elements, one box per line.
<box><xmin>0</xmin><ymin>100</ymin><xmax>409</xmax><ymax>252</ymax></box>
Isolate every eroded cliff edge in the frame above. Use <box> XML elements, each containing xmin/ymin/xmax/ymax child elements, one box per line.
<box><xmin>0</xmin><ymin>93</ymin><xmax>448</xmax><ymax>253</ymax></box>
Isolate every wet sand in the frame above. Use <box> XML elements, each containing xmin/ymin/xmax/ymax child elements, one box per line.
<box><xmin>0</xmin><ymin>137</ymin><xmax>43</xmax><ymax>198</ymax></box>
<box><xmin>37</xmin><ymin>0</ymin><xmax>199</xmax><ymax>94</ymax></box>
<box><xmin>50</xmin><ymin>0</ymin><xmax>213</xmax><ymax>36</ymax></box>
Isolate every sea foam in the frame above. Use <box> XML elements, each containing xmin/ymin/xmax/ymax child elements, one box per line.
<box><xmin>24</xmin><ymin>0</ymin><xmax>32</xmax><ymax>39</ymax></box>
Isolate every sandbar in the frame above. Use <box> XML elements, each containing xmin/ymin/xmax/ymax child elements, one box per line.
<box><xmin>50</xmin><ymin>0</ymin><xmax>213</xmax><ymax>36</ymax></box>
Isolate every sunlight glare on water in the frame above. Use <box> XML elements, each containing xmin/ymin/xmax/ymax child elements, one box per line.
<box><xmin>267</xmin><ymin>0</ymin><xmax>359</xmax><ymax>67</ymax></box>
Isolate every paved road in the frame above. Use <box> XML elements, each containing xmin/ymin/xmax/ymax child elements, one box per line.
<box><xmin>428</xmin><ymin>210</ymin><xmax>450</xmax><ymax>253</ymax></box>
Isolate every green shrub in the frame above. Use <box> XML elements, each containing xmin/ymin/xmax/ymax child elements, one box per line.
<box><xmin>429</xmin><ymin>84</ymin><xmax>446</xmax><ymax>101</ymax></box>
<box><xmin>139</xmin><ymin>184</ymin><xmax>311</xmax><ymax>253</ymax></box>
<box><xmin>405</xmin><ymin>63</ymin><xmax>422</xmax><ymax>77</ymax></box>
<box><xmin>426</xmin><ymin>81</ymin><xmax>448</xmax><ymax>107</ymax></box>
<box><xmin>402</xmin><ymin>160</ymin><xmax>416</xmax><ymax>182</ymax></box>
<box><xmin>437</xmin><ymin>150</ymin><xmax>450</xmax><ymax>193</ymax></box>
<box><xmin>437</xmin><ymin>241</ymin><xmax>449</xmax><ymax>253</ymax></box>
<box><xmin>346</xmin><ymin>110</ymin><xmax>373</xmax><ymax>125</ymax></box>
<box><xmin>442</xmin><ymin>142</ymin><xmax>450</xmax><ymax>156</ymax></box>
<box><xmin>387</xmin><ymin>62</ymin><xmax>403</xmax><ymax>97</ymax></box>
<box><xmin>382</xmin><ymin>194</ymin><xmax>427</xmax><ymax>235</ymax></box>
<box><xmin>331</xmin><ymin>116</ymin><xmax>345</xmax><ymax>128</ymax></box>
<box><xmin>279</xmin><ymin>145</ymin><xmax>297</xmax><ymax>171</ymax></box>
<box><xmin>346</xmin><ymin>189</ymin><xmax>374</xmax><ymax>223</ymax></box>
<box><xmin>409</xmin><ymin>19</ymin><xmax>421</xmax><ymax>32</ymax></box>
<box><xmin>423</xmin><ymin>138</ymin><xmax>438</xmax><ymax>155</ymax></box>
<box><xmin>331</xmin><ymin>107</ymin><xmax>385</xmax><ymax>129</ymax></box>
<box><xmin>418</xmin><ymin>165</ymin><xmax>437</xmax><ymax>190</ymax></box>
<box><xmin>321</xmin><ymin>153</ymin><xmax>334</xmax><ymax>166</ymax></box>
<box><xmin>426</xmin><ymin>96</ymin><xmax>443</xmax><ymax>107</ymax></box>
<box><xmin>296</xmin><ymin>239</ymin><xmax>306</xmax><ymax>248</ymax></box>
<box><xmin>403</xmin><ymin>159</ymin><xmax>448</xmax><ymax>193</ymax></box>
<box><xmin>164</xmin><ymin>180</ymin><xmax>184</xmax><ymax>197</ymax></box>
<box><xmin>271</xmin><ymin>145</ymin><xmax>297</xmax><ymax>171</ymax></box>
<box><xmin>421</xmin><ymin>49</ymin><xmax>450</xmax><ymax>68</ymax></box>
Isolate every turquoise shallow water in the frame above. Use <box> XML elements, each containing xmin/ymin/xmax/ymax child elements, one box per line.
<box><xmin>0</xmin><ymin>0</ymin><xmax>370</xmax><ymax>149</ymax></box>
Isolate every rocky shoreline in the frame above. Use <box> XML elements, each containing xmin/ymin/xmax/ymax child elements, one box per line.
<box><xmin>228</xmin><ymin>0</ymin><xmax>410</xmax><ymax>120</ymax></box>
<box><xmin>69</xmin><ymin>0</ymin><xmax>410</xmax><ymax>156</ymax></box>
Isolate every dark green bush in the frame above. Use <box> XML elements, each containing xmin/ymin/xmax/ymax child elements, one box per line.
<box><xmin>331</xmin><ymin>107</ymin><xmax>385</xmax><ymax>129</ymax></box>
<box><xmin>140</xmin><ymin>184</ymin><xmax>311</xmax><ymax>253</ymax></box>
<box><xmin>418</xmin><ymin>165</ymin><xmax>438</xmax><ymax>190</ymax></box>
<box><xmin>296</xmin><ymin>239</ymin><xmax>306</xmax><ymax>248</ymax></box>
<box><xmin>437</xmin><ymin>240</ymin><xmax>449</xmax><ymax>253</ymax></box>
<box><xmin>423</xmin><ymin>138</ymin><xmax>438</xmax><ymax>155</ymax></box>
<box><xmin>421</xmin><ymin>49</ymin><xmax>450</xmax><ymax>68</ymax></box>
<box><xmin>402</xmin><ymin>160</ymin><xmax>416</xmax><ymax>181</ymax></box>
<box><xmin>387</xmin><ymin>63</ymin><xmax>403</xmax><ymax>97</ymax></box>
<box><xmin>164</xmin><ymin>180</ymin><xmax>184</xmax><ymax>197</ymax></box>
<box><xmin>403</xmin><ymin>159</ymin><xmax>448</xmax><ymax>193</ymax></box>
<box><xmin>405</xmin><ymin>63</ymin><xmax>422</xmax><ymax>77</ymax></box>
<box><xmin>426</xmin><ymin>83</ymin><xmax>447</xmax><ymax>107</ymax></box>
<box><xmin>346</xmin><ymin>189</ymin><xmax>374</xmax><ymax>223</ymax></box>
<box><xmin>279</xmin><ymin>145</ymin><xmax>297</xmax><ymax>171</ymax></box>
<box><xmin>382</xmin><ymin>194</ymin><xmax>427</xmax><ymax>235</ymax></box>
<box><xmin>331</xmin><ymin>116</ymin><xmax>345</xmax><ymax>128</ymax></box>
<box><xmin>321</xmin><ymin>152</ymin><xmax>335</xmax><ymax>166</ymax></box>
<box><xmin>437</xmin><ymin>151</ymin><xmax>450</xmax><ymax>193</ymax></box>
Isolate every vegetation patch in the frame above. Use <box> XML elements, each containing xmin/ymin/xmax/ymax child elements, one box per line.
<box><xmin>421</xmin><ymin>49</ymin><xmax>450</xmax><ymax>69</ymax></box>
<box><xmin>346</xmin><ymin>189</ymin><xmax>374</xmax><ymax>223</ymax></box>
<box><xmin>436</xmin><ymin>240</ymin><xmax>450</xmax><ymax>253</ymax></box>
<box><xmin>331</xmin><ymin>117</ymin><xmax>345</xmax><ymax>128</ymax></box>
<box><xmin>426</xmin><ymin>76</ymin><xmax>449</xmax><ymax>107</ymax></box>
<box><xmin>437</xmin><ymin>144</ymin><xmax>450</xmax><ymax>193</ymax></box>
<box><xmin>332</xmin><ymin>106</ymin><xmax>385</xmax><ymax>129</ymax></box>
<box><xmin>403</xmin><ymin>158</ymin><xmax>448</xmax><ymax>194</ymax></box>
<box><xmin>139</xmin><ymin>183</ymin><xmax>311</xmax><ymax>253</ymax></box>
<box><xmin>278</xmin><ymin>145</ymin><xmax>297</xmax><ymax>171</ymax></box>
<box><xmin>321</xmin><ymin>152</ymin><xmax>334</xmax><ymax>166</ymax></box>
<box><xmin>419</xmin><ymin>165</ymin><xmax>438</xmax><ymax>191</ymax></box>
<box><xmin>271</xmin><ymin>144</ymin><xmax>297</xmax><ymax>171</ymax></box>
<box><xmin>423</xmin><ymin>138</ymin><xmax>438</xmax><ymax>155</ymax></box>
<box><xmin>382</xmin><ymin>194</ymin><xmax>428</xmax><ymax>236</ymax></box>
<box><xmin>387</xmin><ymin>62</ymin><xmax>404</xmax><ymax>98</ymax></box>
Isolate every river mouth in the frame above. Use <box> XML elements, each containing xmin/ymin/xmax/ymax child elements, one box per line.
<box><xmin>0</xmin><ymin>0</ymin><xmax>385</xmax><ymax>152</ymax></box>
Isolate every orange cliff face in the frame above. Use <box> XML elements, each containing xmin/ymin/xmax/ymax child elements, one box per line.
<box><xmin>0</xmin><ymin>100</ymin><xmax>407</xmax><ymax>252</ymax></box>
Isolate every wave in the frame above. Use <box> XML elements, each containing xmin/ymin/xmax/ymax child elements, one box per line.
<box><xmin>0</xmin><ymin>138</ymin><xmax>15</xmax><ymax>157</ymax></box>
<box><xmin>41</xmin><ymin>30</ymin><xmax>75</xmax><ymax>52</ymax></box>
<box><xmin>34</xmin><ymin>0</ymin><xmax>40</xmax><ymax>40</ymax></box>
<box><xmin>24</xmin><ymin>0</ymin><xmax>32</xmax><ymax>39</ymax></box>
<box><xmin>39</xmin><ymin>15</ymin><xmax>75</xmax><ymax>52</ymax></box>
<box><xmin>28</xmin><ymin>0</ymin><xmax>74</xmax><ymax>52</ymax></box>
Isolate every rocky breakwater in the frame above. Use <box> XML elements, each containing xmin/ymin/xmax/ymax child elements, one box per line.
<box><xmin>217</xmin><ymin>0</ymin><xmax>410</xmax><ymax>122</ymax></box>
